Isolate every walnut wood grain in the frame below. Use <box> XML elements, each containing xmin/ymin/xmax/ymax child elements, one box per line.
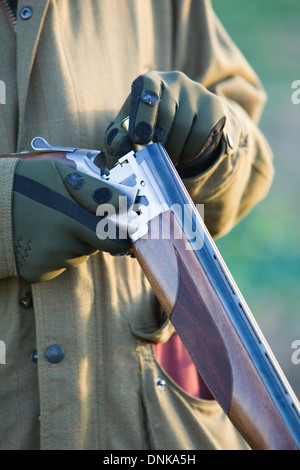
<box><xmin>133</xmin><ymin>210</ymin><xmax>298</xmax><ymax>450</ymax></box>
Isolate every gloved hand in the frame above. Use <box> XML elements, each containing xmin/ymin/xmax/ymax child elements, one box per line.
<box><xmin>13</xmin><ymin>159</ymin><xmax>131</xmax><ymax>283</ymax></box>
<box><xmin>104</xmin><ymin>71</ymin><xmax>227</xmax><ymax>176</ymax></box>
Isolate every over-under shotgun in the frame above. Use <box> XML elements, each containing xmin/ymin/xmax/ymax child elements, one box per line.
<box><xmin>4</xmin><ymin>136</ymin><xmax>300</xmax><ymax>450</ymax></box>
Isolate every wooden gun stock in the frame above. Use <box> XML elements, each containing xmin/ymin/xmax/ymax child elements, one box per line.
<box><xmin>133</xmin><ymin>211</ymin><xmax>299</xmax><ymax>450</ymax></box>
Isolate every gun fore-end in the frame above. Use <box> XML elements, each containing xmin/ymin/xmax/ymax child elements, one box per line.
<box><xmin>133</xmin><ymin>210</ymin><xmax>299</xmax><ymax>450</ymax></box>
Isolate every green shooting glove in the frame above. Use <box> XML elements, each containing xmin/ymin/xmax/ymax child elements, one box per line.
<box><xmin>104</xmin><ymin>71</ymin><xmax>227</xmax><ymax>176</ymax></box>
<box><xmin>12</xmin><ymin>159</ymin><xmax>131</xmax><ymax>283</ymax></box>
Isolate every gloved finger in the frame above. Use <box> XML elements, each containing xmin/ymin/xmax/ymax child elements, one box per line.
<box><xmin>179</xmin><ymin>115</ymin><xmax>226</xmax><ymax>166</ymax></box>
<box><xmin>13</xmin><ymin>185</ymin><xmax>127</xmax><ymax>283</ymax></box>
<box><xmin>17</xmin><ymin>206</ymin><xmax>127</xmax><ymax>283</ymax></box>
<box><xmin>15</xmin><ymin>159</ymin><xmax>131</xmax><ymax>248</ymax></box>
<box><xmin>129</xmin><ymin>72</ymin><xmax>163</xmax><ymax>144</ymax></box>
<box><xmin>54</xmin><ymin>162</ymin><xmax>132</xmax><ymax>251</ymax></box>
<box><xmin>16</xmin><ymin>158</ymin><xmax>126</xmax><ymax>214</ymax></box>
<box><xmin>163</xmin><ymin>113</ymin><xmax>192</xmax><ymax>166</ymax></box>
<box><xmin>159</xmin><ymin>88</ymin><xmax>197</xmax><ymax>165</ymax></box>
<box><xmin>152</xmin><ymin>79</ymin><xmax>198</xmax><ymax>164</ymax></box>
<box><xmin>13</xmin><ymin>159</ymin><xmax>131</xmax><ymax>283</ymax></box>
<box><xmin>174</xmin><ymin>87</ymin><xmax>226</xmax><ymax>165</ymax></box>
<box><xmin>66</xmin><ymin>215</ymin><xmax>130</xmax><ymax>257</ymax></box>
<box><xmin>191</xmin><ymin>87</ymin><xmax>225</xmax><ymax>147</ymax></box>
<box><xmin>152</xmin><ymin>82</ymin><xmax>178</xmax><ymax>146</ymax></box>
<box><xmin>56</xmin><ymin>161</ymin><xmax>125</xmax><ymax>213</ymax></box>
<box><xmin>104</xmin><ymin>96</ymin><xmax>133</xmax><ymax>157</ymax></box>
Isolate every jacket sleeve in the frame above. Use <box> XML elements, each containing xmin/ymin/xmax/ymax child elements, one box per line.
<box><xmin>0</xmin><ymin>158</ymin><xmax>19</xmax><ymax>279</ymax></box>
<box><xmin>172</xmin><ymin>0</ymin><xmax>274</xmax><ymax>238</ymax></box>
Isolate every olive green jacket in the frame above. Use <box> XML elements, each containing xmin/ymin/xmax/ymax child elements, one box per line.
<box><xmin>0</xmin><ymin>0</ymin><xmax>273</xmax><ymax>450</ymax></box>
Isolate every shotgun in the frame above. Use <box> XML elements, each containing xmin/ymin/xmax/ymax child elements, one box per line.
<box><xmin>5</xmin><ymin>135</ymin><xmax>300</xmax><ymax>450</ymax></box>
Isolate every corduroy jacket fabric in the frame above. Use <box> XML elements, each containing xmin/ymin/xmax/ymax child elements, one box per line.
<box><xmin>0</xmin><ymin>0</ymin><xmax>273</xmax><ymax>450</ymax></box>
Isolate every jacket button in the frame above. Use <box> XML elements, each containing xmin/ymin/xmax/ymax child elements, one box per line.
<box><xmin>156</xmin><ymin>378</ymin><xmax>166</xmax><ymax>390</ymax></box>
<box><xmin>31</xmin><ymin>350</ymin><xmax>38</xmax><ymax>363</ymax></box>
<box><xmin>226</xmin><ymin>132</ymin><xmax>234</xmax><ymax>150</ymax></box>
<box><xmin>20</xmin><ymin>6</ymin><xmax>33</xmax><ymax>20</ymax></box>
<box><xmin>19</xmin><ymin>292</ymin><xmax>33</xmax><ymax>309</ymax></box>
<box><xmin>45</xmin><ymin>345</ymin><xmax>65</xmax><ymax>364</ymax></box>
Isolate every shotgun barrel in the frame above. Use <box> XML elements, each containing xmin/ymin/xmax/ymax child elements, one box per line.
<box><xmin>130</xmin><ymin>143</ymin><xmax>300</xmax><ymax>450</ymax></box>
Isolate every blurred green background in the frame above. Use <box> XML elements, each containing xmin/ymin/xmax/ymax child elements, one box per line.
<box><xmin>212</xmin><ymin>0</ymin><xmax>300</xmax><ymax>396</ymax></box>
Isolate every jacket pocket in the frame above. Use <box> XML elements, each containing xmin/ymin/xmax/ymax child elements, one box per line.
<box><xmin>138</xmin><ymin>343</ymin><xmax>249</xmax><ymax>450</ymax></box>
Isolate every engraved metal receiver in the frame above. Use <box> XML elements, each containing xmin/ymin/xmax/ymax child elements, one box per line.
<box><xmin>31</xmin><ymin>135</ymin><xmax>171</xmax><ymax>243</ymax></box>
